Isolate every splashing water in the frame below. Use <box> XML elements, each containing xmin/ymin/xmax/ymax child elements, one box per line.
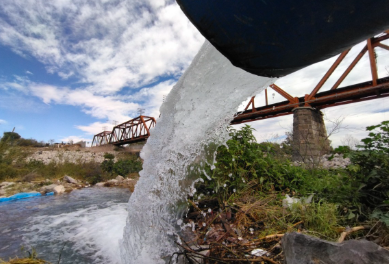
<box><xmin>120</xmin><ymin>40</ymin><xmax>274</xmax><ymax>263</ymax></box>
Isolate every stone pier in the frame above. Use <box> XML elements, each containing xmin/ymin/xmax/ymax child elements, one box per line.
<box><xmin>292</xmin><ymin>107</ymin><xmax>331</xmax><ymax>162</ymax></box>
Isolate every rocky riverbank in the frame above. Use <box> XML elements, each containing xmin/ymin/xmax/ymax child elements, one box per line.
<box><xmin>26</xmin><ymin>149</ymin><xmax>118</xmax><ymax>164</ymax></box>
<box><xmin>0</xmin><ymin>174</ymin><xmax>139</xmax><ymax>200</ymax></box>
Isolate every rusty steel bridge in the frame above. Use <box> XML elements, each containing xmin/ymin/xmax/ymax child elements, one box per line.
<box><xmin>92</xmin><ymin>116</ymin><xmax>156</xmax><ymax>147</ymax></box>
<box><xmin>92</xmin><ymin>31</ymin><xmax>389</xmax><ymax>147</ymax></box>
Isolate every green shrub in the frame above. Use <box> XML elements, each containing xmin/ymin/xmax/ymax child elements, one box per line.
<box><xmin>103</xmin><ymin>153</ymin><xmax>115</xmax><ymax>160</ymax></box>
<box><xmin>348</xmin><ymin>121</ymin><xmax>389</xmax><ymax>213</ymax></box>
<box><xmin>101</xmin><ymin>159</ymin><xmax>114</xmax><ymax>173</ymax></box>
<box><xmin>332</xmin><ymin>145</ymin><xmax>352</xmax><ymax>156</ymax></box>
<box><xmin>113</xmin><ymin>159</ymin><xmax>142</xmax><ymax>176</ymax></box>
<box><xmin>197</xmin><ymin>125</ymin><xmax>353</xmax><ymax>205</ymax></box>
<box><xmin>1</xmin><ymin>131</ymin><xmax>21</xmax><ymax>142</ymax></box>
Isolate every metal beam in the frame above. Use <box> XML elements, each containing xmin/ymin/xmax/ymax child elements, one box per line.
<box><xmin>367</xmin><ymin>38</ymin><xmax>378</xmax><ymax>86</ymax></box>
<box><xmin>306</xmin><ymin>49</ymin><xmax>350</xmax><ymax>101</ymax></box>
<box><xmin>269</xmin><ymin>84</ymin><xmax>299</xmax><ymax>104</ymax></box>
<box><xmin>330</xmin><ymin>45</ymin><xmax>368</xmax><ymax>90</ymax></box>
<box><xmin>376</xmin><ymin>43</ymin><xmax>389</xmax><ymax>51</ymax></box>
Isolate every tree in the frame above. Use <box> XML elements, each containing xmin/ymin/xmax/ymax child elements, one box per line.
<box><xmin>1</xmin><ymin>132</ymin><xmax>21</xmax><ymax>142</ymax></box>
<box><xmin>341</xmin><ymin>134</ymin><xmax>359</xmax><ymax>150</ymax></box>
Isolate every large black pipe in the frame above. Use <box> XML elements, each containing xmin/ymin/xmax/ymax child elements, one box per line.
<box><xmin>177</xmin><ymin>0</ymin><xmax>389</xmax><ymax>77</ymax></box>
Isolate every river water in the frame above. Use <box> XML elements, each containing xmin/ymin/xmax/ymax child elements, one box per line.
<box><xmin>0</xmin><ymin>187</ymin><xmax>130</xmax><ymax>264</ymax></box>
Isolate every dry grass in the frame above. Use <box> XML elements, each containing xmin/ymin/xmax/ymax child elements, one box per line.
<box><xmin>0</xmin><ymin>258</ymin><xmax>49</xmax><ymax>264</ymax></box>
<box><xmin>182</xmin><ymin>192</ymin><xmax>346</xmax><ymax>263</ymax></box>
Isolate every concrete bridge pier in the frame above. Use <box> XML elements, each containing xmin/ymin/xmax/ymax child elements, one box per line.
<box><xmin>292</xmin><ymin>107</ymin><xmax>331</xmax><ymax>162</ymax></box>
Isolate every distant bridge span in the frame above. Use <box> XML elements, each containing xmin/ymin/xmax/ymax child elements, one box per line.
<box><xmin>91</xmin><ymin>30</ymin><xmax>389</xmax><ymax>146</ymax></box>
<box><xmin>91</xmin><ymin>116</ymin><xmax>156</xmax><ymax>147</ymax></box>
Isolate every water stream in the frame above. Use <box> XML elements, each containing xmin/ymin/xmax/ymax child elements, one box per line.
<box><xmin>0</xmin><ymin>187</ymin><xmax>130</xmax><ymax>264</ymax></box>
<box><xmin>120</xmin><ymin>40</ymin><xmax>274</xmax><ymax>263</ymax></box>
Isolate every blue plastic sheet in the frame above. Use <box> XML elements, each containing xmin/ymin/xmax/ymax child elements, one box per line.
<box><xmin>0</xmin><ymin>192</ymin><xmax>42</xmax><ymax>203</ymax></box>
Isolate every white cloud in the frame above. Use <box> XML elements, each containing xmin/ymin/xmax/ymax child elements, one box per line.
<box><xmin>0</xmin><ymin>119</ymin><xmax>6</xmax><ymax>124</ymax></box>
<box><xmin>76</xmin><ymin>121</ymin><xmax>114</xmax><ymax>135</ymax></box>
<box><xmin>28</xmin><ymin>83</ymin><xmax>139</xmax><ymax>121</ymax></box>
<box><xmin>60</xmin><ymin>135</ymin><xmax>91</xmax><ymax>144</ymax></box>
<box><xmin>0</xmin><ymin>0</ymin><xmax>203</xmax><ymax>94</ymax></box>
<box><xmin>73</xmin><ymin>80</ymin><xmax>175</xmax><ymax>135</ymax></box>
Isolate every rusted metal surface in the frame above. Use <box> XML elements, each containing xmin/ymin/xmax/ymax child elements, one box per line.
<box><xmin>109</xmin><ymin>116</ymin><xmax>156</xmax><ymax>146</ymax></box>
<box><xmin>233</xmin><ymin>30</ymin><xmax>389</xmax><ymax>124</ymax></box>
<box><xmin>269</xmin><ymin>84</ymin><xmax>299</xmax><ymax>104</ymax></box>
<box><xmin>232</xmin><ymin>78</ymin><xmax>389</xmax><ymax>124</ymax></box>
<box><xmin>244</xmin><ymin>96</ymin><xmax>255</xmax><ymax>112</ymax></box>
<box><xmin>305</xmin><ymin>49</ymin><xmax>351</xmax><ymax>104</ymax></box>
<box><xmin>91</xmin><ymin>116</ymin><xmax>156</xmax><ymax>147</ymax></box>
<box><xmin>91</xmin><ymin>131</ymin><xmax>113</xmax><ymax>147</ymax></box>
<box><xmin>377</xmin><ymin>43</ymin><xmax>389</xmax><ymax>51</ymax></box>
<box><xmin>330</xmin><ymin>45</ymin><xmax>368</xmax><ymax>90</ymax></box>
<box><xmin>367</xmin><ymin>38</ymin><xmax>378</xmax><ymax>86</ymax></box>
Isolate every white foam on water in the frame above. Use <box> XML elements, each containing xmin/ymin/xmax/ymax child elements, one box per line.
<box><xmin>23</xmin><ymin>202</ymin><xmax>127</xmax><ymax>264</ymax></box>
<box><xmin>120</xmin><ymin>40</ymin><xmax>274</xmax><ymax>264</ymax></box>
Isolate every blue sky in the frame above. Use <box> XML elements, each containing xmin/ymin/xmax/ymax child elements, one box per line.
<box><xmin>0</xmin><ymin>0</ymin><xmax>388</xmax><ymax>147</ymax></box>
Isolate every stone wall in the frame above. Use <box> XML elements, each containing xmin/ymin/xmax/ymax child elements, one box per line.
<box><xmin>292</xmin><ymin>107</ymin><xmax>331</xmax><ymax>162</ymax></box>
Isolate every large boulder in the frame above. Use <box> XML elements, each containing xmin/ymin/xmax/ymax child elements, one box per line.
<box><xmin>106</xmin><ymin>179</ymin><xmax>119</xmax><ymax>186</ymax></box>
<box><xmin>116</xmin><ymin>175</ymin><xmax>125</xmax><ymax>182</ymax></box>
<box><xmin>40</xmin><ymin>184</ymin><xmax>65</xmax><ymax>195</ymax></box>
<box><xmin>63</xmin><ymin>175</ymin><xmax>78</xmax><ymax>184</ymax></box>
<box><xmin>282</xmin><ymin>232</ymin><xmax>389</xmax><ymax>264</ymax></box>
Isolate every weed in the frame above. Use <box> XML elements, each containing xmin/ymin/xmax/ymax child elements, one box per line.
<box><xmin>289</xmin><ymin>201</ymin><xmax>339</xmax><ymax>239</ymax></box>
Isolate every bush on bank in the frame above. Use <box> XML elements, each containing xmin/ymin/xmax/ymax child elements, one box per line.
<box><xmin>194</xmin><ymin>121</ymin><xmax>389</xmax><ymax>227</ymax></box>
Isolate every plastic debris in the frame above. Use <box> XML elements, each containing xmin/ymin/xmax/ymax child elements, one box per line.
<box><xmin>282</xmin><ymin>194</ymin><xmax>314</xmax><ymax>209</ymax></box>
<box><xmin>251</xmin><ymin>248</ymin><xmax>268</xmax><ymax>257</ymax></box>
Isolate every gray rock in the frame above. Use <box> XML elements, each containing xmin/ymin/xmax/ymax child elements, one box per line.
<box><xmin>107</xmin><ymin>179</ymin><xmax>119</xmax><ymax>185</ymax></box>
<box><xmin>0</xmin><ymin>182</ymin><xmax>15</xmax><ymax>188</ymax></box>
<box><xmin>40</xmin><ymin>184</ymin><xmax>65</xmax><ymax>194</ymax></box>
<box><xmin>52</xmin><ymin>185</ymin><xmax>65</xmax><ymax>194</ymax></box>
<box><xmin>63</xmin><ymin>175</ymin><xmax>78</xmax><ymax>184</ymax></box>
<box><xmin>116</xmin><ymin>175</ymin><xmax>125</xmax><ymax>182</ymax></box>
<box><xmin>95</xmin><ymin>182</ymin><xmax>106</xmax><ymax>187</ymax></box>
<box><xmin>282</xmin><ymin>232</ymin><xmax>389</xmax><ymax>264</ymax></box>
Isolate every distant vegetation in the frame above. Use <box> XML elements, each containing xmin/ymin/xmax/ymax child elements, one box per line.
<box><xmin>0</xmin><ymin>132</ymin><xmax>143</xmax><ymax>184</ymax></box>
<box><xmin>1</xmin><ymin>132</ymin><xmax>46</xmax><ymax>147</ymax></box>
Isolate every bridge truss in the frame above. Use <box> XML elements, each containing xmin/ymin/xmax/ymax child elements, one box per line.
<box><xmin>232</xmin><ymin>30</ymin><xmax>389</xmax><ymax>124</ymax></box>
<box><xmin>91</xmin><ymin>131</ymin><xmax>113</xmax><ymax>147</ymax></box>
<box><xmin>91</xmin><ymin>116</ymin><xmax>156</xmax><ymax>147</ymax></box>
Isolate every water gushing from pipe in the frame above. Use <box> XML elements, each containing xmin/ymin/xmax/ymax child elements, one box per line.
<box><xmin>120</xmin><ymin>40</ymin><xmax>274</xmax><ymax>263</ymax></box>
